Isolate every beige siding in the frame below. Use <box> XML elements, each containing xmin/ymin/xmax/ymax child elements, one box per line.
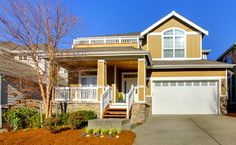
<box><xmin>186</xmin><ymin>35</ymin><xmax>201</xmax><ymax>58</ymax></box>
<box><xmin>138</xmin><ymin>59</ymin><xmax>146</xmax><ymax>101</ymax></box>
<box><xmin>144</xmin><ymin>17</ymin><xmax>202</xmax><ymax>59</ymax></box>
<box><xmin>97</xmin><ymin>60</ymin><xmax>107</xmax><ymax>101</ymax></box>
<box><xmin>147</xmin><ymin>35</ymin><xmax>162</xmax><ymax>58</ymax></box>
<box><xmin>151</xmin><ymin>17</ymin><xmax>197</xmax><ymax>33</ymax></box>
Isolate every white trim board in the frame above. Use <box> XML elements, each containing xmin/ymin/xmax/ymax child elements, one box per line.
<box><xmin>141</xmin><ymin>11</ymin><xmax>208</xmax><ymax>37</ymax></box>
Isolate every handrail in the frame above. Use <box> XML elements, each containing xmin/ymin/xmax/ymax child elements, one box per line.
<box><xmin>126</xmin><ymin>85</ymin><xmax>136</xmax><ymax>119</ymax></box>
<box><xmin>54</xmin><ymin>86</ymin><xmax>98</xmax><ymax>102</ymax></box>
<box><xmin>100</xmin><ymin>86</ymin><xmax>111</xmax><ymax>118</ymax></box>
<box><xmin>74</xmin><ymin>36</ymin><xmax>139</xmax><ymax>45</ymax></box>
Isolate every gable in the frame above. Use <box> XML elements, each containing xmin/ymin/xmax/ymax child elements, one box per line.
<box><xmin>150</xmin><ymin>17</ymin><xmax>199</xmax><ymax>33</ymax></box>
<box><xmin>141</xmin><ymin>11</ymin><xmax>208</xmax><ymax>36</ymax></box>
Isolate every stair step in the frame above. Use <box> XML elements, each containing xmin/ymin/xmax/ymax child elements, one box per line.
<box><xmin>105</xmin><ymin>111</ymin><xmax>127</xmax><ymax>115</ymax></box>
<box><xmin>107</xmin><ymin>108</ymin><xmax>126</xmax><ymax>111</ymax></box>
<box><xmin>103</xmin><ymin>114</ymin><xmax>127</xmax><ymax>118</ymax></box>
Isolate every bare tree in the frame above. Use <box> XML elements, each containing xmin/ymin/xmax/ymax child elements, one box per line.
<box><xmin>0</xmin><ymin>0</ymin><xmax>77</xmax><ymax>118</ymax></box>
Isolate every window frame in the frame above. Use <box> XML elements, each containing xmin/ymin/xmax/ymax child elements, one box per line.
<box><xmin>162</xmin><ymin>28</ymin><xmax>186</xmax><ymax>60</ymax></box>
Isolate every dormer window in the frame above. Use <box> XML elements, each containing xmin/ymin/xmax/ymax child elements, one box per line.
<box><xmin>163</xmin><ymin>29</ymin><xmax>186</xmax><ymax>59</ymax></box>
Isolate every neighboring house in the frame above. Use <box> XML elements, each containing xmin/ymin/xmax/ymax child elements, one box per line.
<box><xmin>54</xmin><ymin>11</ymin><xmax>233</xmax><ymax>123</ymax></box>
<box><xmin>0</xmin><ymin>51</ymin><xmax>42</xmax><ymax>127</ymax></box>
<box><xmin>217</xmin><ymin>43</ymin><xmax>236</xmax><ymax>112</ymax></box>
<box><xmin>0</xmin><ymin>41</ymin><xmax>68</xmax><ymax>86</ymax></box>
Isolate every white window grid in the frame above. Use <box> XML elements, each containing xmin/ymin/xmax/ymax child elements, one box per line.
<box><xmin>154</xmin><ymin>81</ymin><xmax>217</xmax><ymax>87</ymax></box>
<box><xmin>163</xmin><ymin>29</ymin><xmax>186</xmax><ymax>58</ymax></box>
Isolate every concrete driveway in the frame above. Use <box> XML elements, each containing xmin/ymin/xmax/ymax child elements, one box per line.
<box><xmin>133</xmin><ymin>115</ymin><xmax>236</xmax><ymax>145</ymax></box>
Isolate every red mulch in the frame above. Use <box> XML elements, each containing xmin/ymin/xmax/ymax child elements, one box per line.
<box><xmin>227</xmin><ymin>113</ymin><xmax>236</xmax><ymax>118</ymax></box>
<box><xmin>0</xmin><ymin>128</ymin><xmax>136</xmax><ymax>145</ymax></box>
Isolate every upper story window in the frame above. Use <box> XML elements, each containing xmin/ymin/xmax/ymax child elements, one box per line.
<box><xmin>163</xmin><ymin>29</ymin><xmax>186</xmax><ymax>59</ymax></box>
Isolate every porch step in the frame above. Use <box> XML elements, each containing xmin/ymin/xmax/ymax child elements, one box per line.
<box><xmin>103</xmin><ymin>105</ymin><xmax>127</xmax><ymax>119</ymax></box>
<box><xmin>109</xmin><ymin>103</ymin><xmax>126</xmax><ymax>109</ymax></box>
<box><xmin>103</xmin><ymin>114</ymin><xmax>127</xmax><ymax>118</ymax></box>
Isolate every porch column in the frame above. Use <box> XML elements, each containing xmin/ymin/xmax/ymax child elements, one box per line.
<box><xmin>97</xmin><ymin>60</ymin><xmax>107</xmax><ymax>101</ymax></box>
<box><xmin>138</xmin><ymin>58</ymin><xmax>146</xmax><ymax>102</ymax></box>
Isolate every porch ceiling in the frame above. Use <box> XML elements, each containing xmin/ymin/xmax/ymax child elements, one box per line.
<box><xmin>58</xmin><ymin>60</ymin><xmax>138</xmax><ymax>70</ymax></box>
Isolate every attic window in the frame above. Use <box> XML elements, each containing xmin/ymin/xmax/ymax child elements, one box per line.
<box><xmin>163</xmin><ymin>29</ymin><xmax>186</xmax><ymax>59</ymax></box>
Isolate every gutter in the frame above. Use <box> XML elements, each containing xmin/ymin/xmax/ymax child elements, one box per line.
<box><xmin>148</xmin><ymin>64</ymin><xmax>235</xmax><ymax>69</ymax></box>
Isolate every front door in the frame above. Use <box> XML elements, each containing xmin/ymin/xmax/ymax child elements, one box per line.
<box><xmin>122</xmin><ymin>73</ymin><xmax>137</xmax><ymax>102</ymax></box>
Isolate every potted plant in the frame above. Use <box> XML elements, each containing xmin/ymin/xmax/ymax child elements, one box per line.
<box><xmin>116</xmin><ymin>92</ymin><xmax>124</xmax><ymax>103</ymax></box>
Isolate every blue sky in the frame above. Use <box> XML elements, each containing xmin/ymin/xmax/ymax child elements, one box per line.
<box><xmin>62</xmin><ymin>0</ymin><xmax>236</xmax><ymax>60</ymax></box>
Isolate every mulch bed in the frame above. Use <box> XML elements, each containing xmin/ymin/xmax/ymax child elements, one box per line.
<box><xmin>0</xmin><ymin>128</ymin><xmax>136</xmax><ymax>145</ymax></box>
<box><xmin>227</xmin><ymin>113</ymin><xmax>236</xmax><ymax>118</ymax></box>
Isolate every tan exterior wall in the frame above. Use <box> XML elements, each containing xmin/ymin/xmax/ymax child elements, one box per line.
<box><xmin>97</xmin><ymin>60</ymin><xmax>107</xmax><ymax>101</ymax></box>
<box><xmin>151</xmin><ymin>17</ymin><xmax>197</xmax><ymax>33</ymax></box>
<box><xmin>146</xmin><ymin>69</ymin><xmax>227</xmax><ymax>97</ymax></box>
<box><xmin>144</xmin><ymin>17</ymin><xmax>202</xmax><ymax>59</ymax></box>
<box><xmin>138</xmin><ymin>59</ymin><xmax>146</xmax><ymax>101</ymax></box>
<box><xmin>186</xmin><ymin>35</ymin><xmax>201</xmax><ymax>58</ymax></box>
<box><xmin>74</xmin><ymin>43</ymin><xmax>138</xmax><ymax>49</ymax></box>
<box><xmin>147</xmin><ymin>35</ymin><xmax>162</xmax><ymax>58</ymax></box>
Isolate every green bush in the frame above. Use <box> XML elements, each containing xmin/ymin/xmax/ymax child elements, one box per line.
<box><xmin>78</xmin><ymin>110</ymin><xmax>97</xmax><ymax>120</ymax></box>
<box><xmin>3</xmin><ymin>107</ymin><xmax>41</xmax><ymax>130</ymax></box>
<box><xmin>58</xmin><ymin>113</ymin><xmax>68</xmax><ymax>126</ymax></box>
<box><xmin>44</xmin><ymin>117</ymin><xmax>60</xmax><ymax>127</ymax></box>
<box><xmin>67</xmin><ymin>111</ymin><xmax>84</xmax><ymax>129</ymax></box>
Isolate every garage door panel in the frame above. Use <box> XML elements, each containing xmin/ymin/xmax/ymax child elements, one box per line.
<box><xmin>152</xmin><ymin>81</ymin><xmax>219</xmax><ymax>114</ymax></box>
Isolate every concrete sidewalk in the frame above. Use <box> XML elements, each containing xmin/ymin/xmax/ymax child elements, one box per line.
<box><xmin>133</xmin><ymin>115</ymin><xmax>236</xmax><ymax>145</ymax></box>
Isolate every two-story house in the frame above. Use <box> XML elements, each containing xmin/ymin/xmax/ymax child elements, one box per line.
<box><xmin>217</xmin><ymin>43</ymin><xmax>236</xmax><ymax>112</ymax></box>
<box><xmin>54</xmin><ymin>11</ymin><xmax>233</xmax><ymax>123</ymax></box>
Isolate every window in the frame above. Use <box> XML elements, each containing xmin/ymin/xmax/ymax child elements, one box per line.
<box><xmin>19</xmin><ymin>56</ymin><xmax>27</xmax><ymax>60</ymax></box>
<box><xmin>163</xmin><ymin>29</ymin><xmax>185</xmax><ymax>58</ymax></box>
<box><xmin>81</xmin><ymin>76</ymin><xmax>97</xmax><ymax>87</ymax></box>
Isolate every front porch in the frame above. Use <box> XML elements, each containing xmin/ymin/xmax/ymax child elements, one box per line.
<box><xmin>54</xmin><ymin>57</ymin><xmax>147</xmax><ymax>119</ymax></box>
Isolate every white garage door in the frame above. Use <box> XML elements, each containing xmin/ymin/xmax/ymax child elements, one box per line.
<box><xmin>152</xmin><ymin>80</ymin><xmax>219</xmax><ymax>114</ymax></box>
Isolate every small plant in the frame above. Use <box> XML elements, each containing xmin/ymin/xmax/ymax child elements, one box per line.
<box><xmin>93</xmin><ymin>128</ymin><xmax>101</xmax><ymax>135</ymax></box>
<box><xmin>85</xmin><ymin>128</ymin><xmax>93</xmax><ymax>134</ymax></box>
<box><xmin>117</xmin><ymin>92</ymin><xmax>124</xmax><ymax>102</ymax></box>
<box><xmin>83</xmin><ymin>127</ymin><xmax>122</xmax><ymax>137</ymax></box>
<box><xmin>101</xmin><ymin>129</ymin><xmax>109</xmax><ymax>135</ymax></box>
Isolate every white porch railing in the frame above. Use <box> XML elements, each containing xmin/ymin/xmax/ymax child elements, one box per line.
<box><xmin>100</xmin><ymin>86</ymin><xmax>112</xmax><ymax>118</ymax></box>
<box><xmin>74</xmin><ymin>36</ymin><xmax>139</xmax><ymax>45</ymax></box>
<box><xmin>71</xmin><ymin>87</ymin><xmax>97</xmax><ymax>102</ymax></box>
<box><xmin>126</xmin><ymin>85</ymin><xmax>137</xmax><ymax>119</ymax></box>
<box><xmin>54</xmin><ymin>87</ymin><xmax>98</xmax><ymax>102</ymax></box>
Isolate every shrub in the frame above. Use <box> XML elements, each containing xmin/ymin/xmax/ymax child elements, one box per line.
<box><xmin>78</xmin><ymin>110</ymin><xmax>97</xmax><ymax>120</ymax></box>
<box><xmin>3</xmin><ymin>107</ymin><xmax>41</xmax><ymax>130</ymax></box>
<box><xmin>67</xmin><ymin>111</ymin><xmax>84</xmax><ymax>129</ymax></box>
<box><xmin>101</xmin><ymin>129</ymin><xmax>109</xmax><ymax>135</ymax></box>
<box><xmin>58</xmin><ymin>113</ymin><xmax>68</xmax><ymax>126</ymax></box>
